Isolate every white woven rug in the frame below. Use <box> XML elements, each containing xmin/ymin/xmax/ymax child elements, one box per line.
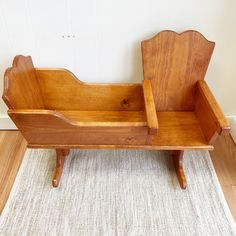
<box><xmin>0</xmin><ymin>149</ymin><xmax>235</xmax><ymax>236</ymax></box>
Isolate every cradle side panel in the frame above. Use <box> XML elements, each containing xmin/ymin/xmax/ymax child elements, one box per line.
<box><xmin>23</xmin><ymin>127</ymin><xmax>149</xmax><ymax>146</ymax></box>
<box><xmin>36</xmin><ymin>69</ymin><xmax>145</xmax><ymax>111</ymax></box>
<box><xmin>8</xmin><ymin>110</ymin><xmax>150</xmax><ymax>146</ymax></box>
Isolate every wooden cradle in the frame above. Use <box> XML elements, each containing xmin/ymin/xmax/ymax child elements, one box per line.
<box><xmin>2</xmin><ymin>30</ymin><xmax>230</xmax><ymax>188</ymax></box>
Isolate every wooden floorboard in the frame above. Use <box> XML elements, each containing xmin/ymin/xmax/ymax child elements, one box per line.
<box><xmin>0</xmin><ymin>131</ymin><xmax>235</xmax><ymax>223</ymax></box>
<box><xmin>210</xmin><ymin>135</ymin><xmax>236</xmax><ymax>221</ymax></box>
<box><xmin>0</xmin><ymin>131</ymin><xmax>27</xmax><ymax>214</ymax></box>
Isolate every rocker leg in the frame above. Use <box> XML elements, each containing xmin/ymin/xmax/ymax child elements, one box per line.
<box><xmin>52</xmin><ymin>149</ymin><xmax>70</xmax><ymax>187</ymax></box>
<box><xmin>171</xmin><ymin>150</ymin><xmax>187</xmax><ymax>189</ymax></box>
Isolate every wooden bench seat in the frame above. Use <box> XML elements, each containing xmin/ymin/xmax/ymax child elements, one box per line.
<box><xmin>152</xmin><ymin>112</ymin><xmax>211</xmax><ymax>149</ymax></box>
<box><xmin>2</xmin><ymin>30</ymin><xmax>231</xmax><ymax>189</ymax></box>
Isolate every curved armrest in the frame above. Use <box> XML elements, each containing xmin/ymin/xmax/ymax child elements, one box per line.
<box><xmin>142</xmin><ymin>79</ymin><xmax>158</xmax><ymax>134</ymax></box>
<box><xmin>195</xmin><ymin>80</ymin><xmax>230</xmax><ymax>144</ymax></box>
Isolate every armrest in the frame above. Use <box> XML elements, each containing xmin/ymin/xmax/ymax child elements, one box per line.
<box><xmin>142</xmin><ymin>79</ymin><xmax>158</xmax><ymax>135</ymax></box>
<box><xmin>195</xmin><ymin>80</ymin><xmax>230</xmax><ymax>144</ymax></box>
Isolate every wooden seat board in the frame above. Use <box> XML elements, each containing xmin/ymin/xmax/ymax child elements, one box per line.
<box><xmin>152</xmin><ymin>112</ymin><xmax>208</xmax><ymax>147</ymax></box>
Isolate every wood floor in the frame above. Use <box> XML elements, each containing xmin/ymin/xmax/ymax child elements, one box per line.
<box><xmin>210</xmin><ymin>135</ymin><xmax>236</xmax><ymax>220</ymax></box>
<box><xmin>0</xmin><ymin>131</ymin><xmax>235</xmax><ymax>221</ymax></box>
<box><xmin>0</xmin><ymin>131</ymin><xmax>27</xmax><ymax>213</ymax></box>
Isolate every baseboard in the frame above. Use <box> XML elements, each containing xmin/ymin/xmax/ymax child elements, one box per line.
<box><xmin>227</xmin><ymin>116</ymin><xmax>236</xmax><ymax>144</ymax></box>
<box><xmin>0</xmin><ymin>115</ymin><xmax>236</xmax><ymax>142</ymax></box>
<box><xmin>0</xmin><ymin>116</ymin><xmax>17</xmax><ymax>129</ymax></box>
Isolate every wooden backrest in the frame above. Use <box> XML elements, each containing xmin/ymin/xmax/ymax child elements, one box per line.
<box><xmin>3</xmin><ymin>55</ymin><xmax>44</xmax><ymax>109</ymax></box>
<box><xmin>141</xmin><ymin>30</ymin><xmax>215</xmax><ymax>111</ymax></box>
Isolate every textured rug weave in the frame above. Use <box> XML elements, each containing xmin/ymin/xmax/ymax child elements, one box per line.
<box><xmin>0</xmin><ymin>149</ymin><xmax>235</xmax><ymax>236</ymax></box>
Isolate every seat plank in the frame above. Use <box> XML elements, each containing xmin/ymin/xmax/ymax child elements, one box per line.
<box><xmin>152</xmin><ymin>112</ymin><xmax>208</xmax><ymax>147</ymax></box>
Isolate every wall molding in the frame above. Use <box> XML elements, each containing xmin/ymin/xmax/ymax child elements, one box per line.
<box><xmin>0</xmin><ymin>115</ymin><xmax>236</xmax><ymax>143</ymax></box>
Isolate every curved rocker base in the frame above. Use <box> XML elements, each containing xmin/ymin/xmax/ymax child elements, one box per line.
<box><xmin>171</xmin><ymin>150</ymin><xmax>187</xmax><ymax>189</ymax></box>
<box><xmin>52</xmin><ymin>149</ymin><xmax>70</xmax><ymax>187</ymax></box>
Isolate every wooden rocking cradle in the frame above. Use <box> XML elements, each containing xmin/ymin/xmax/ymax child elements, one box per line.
<box><xmin>2</xmin><ymin>30</ymin><xmax>230</xmax><ymax>189</ymax></box>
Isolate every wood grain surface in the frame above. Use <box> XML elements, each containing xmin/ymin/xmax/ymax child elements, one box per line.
<box><xmin>141</xmin><ymin>30</ymin><xmax>215</xmax><ymax>111</ymax></box>
<box><xmin>36</xmin><ymin>69</ymin><xmax>144</xmax><ymax>111</ymax></box>
<box><xmin>210</xmin><ymin>135</ymin><xmax>236</xmax><ymax>220</ymax></box>
<box><xmin>2</xmin><ymin>55</ymin><xmax>44</xmax><ymax>109</ymax></box>
<box><xmin>195</xmin><ymin>80</ymin><xmax>230</xmax><ymax>144</ymax></box>
<box><xmin>0</xmin><ymin>131</ymin><xmax>27</xmax><ymax>213</ymax></box>
<box><xmin>143</xmin><ymin>79</ymin><xmax>158</xmax><ymax>134</ymax></box>
<box><xmin>2</xmin><ymin>31</ymin><xmax>230</xmax><ymax>189</ymax></box>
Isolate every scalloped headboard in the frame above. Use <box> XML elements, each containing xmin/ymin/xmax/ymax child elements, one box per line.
<box><xmin>2</xmin><ymin>55</ymin><xmax>44</xmax><ymax>109</ymax></box>
<box><xmin>141</xmin><ymin>30</ymin><xmax>215</xmax><ymax>111</ymax></box>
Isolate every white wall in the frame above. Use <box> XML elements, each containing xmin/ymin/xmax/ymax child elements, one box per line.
<box><xmin>0</xmin><ymin>0</ymin><xmax>236</xmax><ymax>129</ymax></box>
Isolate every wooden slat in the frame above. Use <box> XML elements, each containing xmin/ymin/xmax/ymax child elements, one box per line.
<box><xmin>0</xmin><ymin>131</ymin><xmax>27</xmax><ymax>214</ymax></box>
<box><xmin>142</xmin><ymin>79</ymin><xmax>158</xmax><ymax>134</ymax></box>
<box><xmin>28</xmin><ymin>144</ymin><xmax>213</xmax><ymax>150</ymax></box>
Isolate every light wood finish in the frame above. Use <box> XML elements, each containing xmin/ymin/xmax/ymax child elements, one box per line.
<box><xmin>171</xmin><ymin>150</ymin><xmax>187</xmax><ymax>189</ymax></box>
<box><xmin>10</xmin><ymin>110</ymin><xmax>147</xmax><ymax>127</ymax></box>
<box><xmin>0</xmin><ymin>131</ymin><xmax>27</xmax><ymax>214</ymax></box>
<box><xmin>2</xmin><ymin>31</ymin><xmax>230</xmax><ymax>188</ymax></box>
<box><xmin>9</xmin><ymin>110</ymin><xmax>213</xmax><ymax>149</ymax></box>
<box><xmin>52</xmin><ymin>149</ymin><xmax>70</xmax><ymax>187</ymax></box>
<box><xmin>143</xmin><ymin>79</ymin><xmax>158</xmax><ymax>134</ymax></box>
<box><xmin>48</xmin><ymin>110</ymin><xmax>147</xmax><ymax>126</ymax></box>
<box><xmin>152</xmin><ymin>112</ymin><xmax>209</xmax><ymax>148</ymax></box>
<box><xmin>140</xmin><ymin>30</ymin><xmax>230</xmax><ymax>191</ymax></box>
<box><xmin>36</xmin><ymin>69</ymin><xmax>144</xmax><ymax>111</ymax></box>
<box><xmin>195</xmin><ymin>80</ymin><xmax>231</xmax><ymax>144</ymax></box>
<box><xmin>210</xmin><ymin>135</ymin><xmax>236</xmax><ymax>220</ymax></box>
<box><xmin>2</xmin><ymin>55</ymin><xmax>44</xmax><ymax>109</ymax></box>
<box><xmin>141</xmin><ymin>30</ymin><xmax>215</xmax><ymax>111</ymax></box>
<box><xmin>28</xmin><ymin>144</ymin><xmax>213</xmax><ymax>150</ymax></box>
<box><xmin>8</xmin><ymin>109</ymin><xmax>149</xmax><ymax>146</ymax></box>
